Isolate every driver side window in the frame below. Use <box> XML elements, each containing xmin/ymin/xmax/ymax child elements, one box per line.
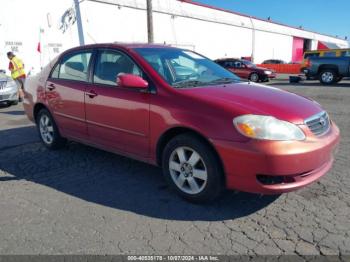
<box><xmin>234</xmin><ymin>61</ymin><xmax>242</xmax><ymax>68</ymax></box>
<box><xmin>93</xmin><ymin>50</ymin><xmax>142</xmax><ymax>86</ymax></box>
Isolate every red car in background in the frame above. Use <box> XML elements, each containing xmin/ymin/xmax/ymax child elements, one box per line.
<box><xmin>24</xmin><ymin>44</ymin><xmax>339</xmax><ymax>203</ymax></box>
<box><xmin>215</xmin><ymin>58</ymin><xmax>276</xmax><ymax>82</ymax></box>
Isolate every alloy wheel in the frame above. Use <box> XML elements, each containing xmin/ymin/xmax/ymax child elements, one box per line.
<box><xmin>169</xmin><ymin>146</ymin><xmax>208</xmax><ymax>195</ymax></box>
<box><xmin>39</xmin><ymin>114</ymin><xmax>54</xmax><ymax>145</ymax></box>
<box><xmin>321</xmin><ymin>72</ymin><xmax>334</xmax><ymax>83</ymax></box>
<box><xmin>250</xmin><ymin>73</ymin><xmax>259</xmax><ymax>82</ymax></box>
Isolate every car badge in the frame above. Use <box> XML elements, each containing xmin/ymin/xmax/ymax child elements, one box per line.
<box><xmin>319</xmin><ymin>117</ymin><xmax>326</xmax><ymax>126</ymax></box>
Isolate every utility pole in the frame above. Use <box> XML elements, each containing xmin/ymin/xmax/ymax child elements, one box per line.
<box><xmin>146</xmin><ymin>0</ymin><xmax>154</xmax><ymax>43</ymax></box>
<box><xmin>74</xmin><ymin>0</ymin><xmax>85</xmax><ymax>46</ymax></box>
<box><xmin>249</xmin><ymin>16</ymin><xmax>255</xmax><ymax>63</ymax></box>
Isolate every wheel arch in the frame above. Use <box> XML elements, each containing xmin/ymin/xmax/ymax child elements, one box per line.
<box><xmin>33</xmin><ymin>103</ymin><xmax>48</xmax><ymax>122</ymax></box>
<box><xmin>318</xmin><ymin>65</ymin><xmax>339</xmax><ymax>75</ymax></box>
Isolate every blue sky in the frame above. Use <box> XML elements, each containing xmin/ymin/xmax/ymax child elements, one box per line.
<box><xmin>195</xmin><ymin>0</ymin><xmax>349</xmax><ymax>40</ymax></box>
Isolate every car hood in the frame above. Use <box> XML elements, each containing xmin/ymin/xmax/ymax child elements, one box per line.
<box><xmin>0</xmin><ymin>73</ymin><xmax>10</xmax><ymax>81</ymax></box>
<box><xmin>181</xmin><ymin>82</ymin><xmax>322</xmax><ymax>124</ymax></box>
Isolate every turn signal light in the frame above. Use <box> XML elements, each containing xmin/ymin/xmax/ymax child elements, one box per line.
<box><xmin>305</xmin><ymin>59</ymin><xmax>312</xmax><ymax>68</ymax></box>
<box><xmin>237</xmin><ymin>123</ymin><xmax>256</xmax><ymax>137</ymax></box>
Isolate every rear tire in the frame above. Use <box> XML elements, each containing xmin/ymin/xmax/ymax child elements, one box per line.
<box><xmin>36</xmin><ymin>108</ymin><xmax>66</xmax><ymax>150</ymax></box>
<box><xmin>162</xmin><ymin>133</ymin><xmax>224</xmax><ymax>203</ymax></box>
<box><xmin>319</xmin><ymin>70</ymin><xmax>337</xmax><ymax>85</ymax></box>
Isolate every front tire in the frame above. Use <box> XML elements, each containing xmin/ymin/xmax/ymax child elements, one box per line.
<box><xmin>36</xmin><ymin>108</ymin><xmax>66</xmax><ymax>149</ymax></box>
<box><xmin>162</xmin><ymin>134</ymin><xmax>224</xmax><ymax>203</ymax></box>
<box><xmin>319</xmin><ymin>70</ymin><xmax>337</xmax><ymax>85</ymax></box>
<box><xmin>249</xmin><ymin>73</ymin><xmax>260</xmax><ymax>82</ymax></box>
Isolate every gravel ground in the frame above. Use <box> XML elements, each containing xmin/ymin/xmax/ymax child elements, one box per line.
<box><xmin>0</xmin><ymin>80</ymin><xmax>349</xmax><ymax>256</ymax></box>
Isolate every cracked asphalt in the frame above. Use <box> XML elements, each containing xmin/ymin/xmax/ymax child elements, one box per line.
<box><xmin>0</xmin><ymin>80</ymin><xmax>349</xmax><ymax>256</ymax></box>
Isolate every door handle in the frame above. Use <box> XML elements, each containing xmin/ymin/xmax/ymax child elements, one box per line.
<box><xmin>47</xmin><ymin>83</ymin><xmax>56</xmax><ymax>91</ymax></box>
<box><xmin>86</xmin><ymin>90</ymin><xmax>98</xmax><ymax>98</ymax></box>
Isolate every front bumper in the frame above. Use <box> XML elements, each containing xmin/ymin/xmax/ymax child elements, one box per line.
<box><xmin>260</xmin><ymin>72</ymin><xmax>276</xmax><ymax>81</ymax></box>
<box><xmin>302</xmin><ymin>69</ymin><xmax>317</xmax><ymax>79</ymax></box>
<box><xmin>212</xmin><ymin>123</ymin><xmax>340</xmax><ymax>194</ymax></box>
<box><xmin>0</xmin><ymin>90</ymin><xmax>18</xmax><ymax>102</ymax></box>
<box><xmin>267</xmin><ymin>73</ymin><xmax>276</xmax><ymax>79</ymax></box>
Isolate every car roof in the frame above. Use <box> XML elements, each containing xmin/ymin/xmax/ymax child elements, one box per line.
<box><xmin>215</xmin><ymin>58</ymin><xmax>240</xmax><ymax>61</ymax></box>
<box><xmin>64</xmin><ymin>43</ymin><xmax>177</xmax><ymax>53</ymax></box>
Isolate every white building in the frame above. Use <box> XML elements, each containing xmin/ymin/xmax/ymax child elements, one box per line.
<box><xmin>0</xmin><ymin>0</ymin><xmax>348</xmax><ymax>75</ymax></box>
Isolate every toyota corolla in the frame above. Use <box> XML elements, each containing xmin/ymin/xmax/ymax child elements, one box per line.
<box><xmin>23</xmin><ymin>44</ymin><xmax>340</xmax><ymax>202</ymax></box>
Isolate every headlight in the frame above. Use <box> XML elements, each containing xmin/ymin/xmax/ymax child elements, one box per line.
<box><xmin>6</xmin><ymin>79</ymin><xmax>18</xmax><ymax>90</ymax></box>
<box><xmin>233</xmin><ymin>115</ymin><xmax>305</xmax><ymax>141</ymax></box>
<box><xmin>264</xmin><ymin>71</ymin><xmax>272</xmax><ymax>75</ymax></box>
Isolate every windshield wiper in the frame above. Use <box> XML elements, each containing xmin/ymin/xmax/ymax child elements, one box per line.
<box><xmin>172</xmin><ymin>80</ymin><xmax>206</xmax><ymax>88</ymax></box>
<box><xmin>172</xmin><ymin>78</ymin><xmax>243</xmax><ymax>88</ymax></box>
<box><xmin>207</xmin><ymin>77</ymin><xmax>242</xmax><ymax>85</ymax></box>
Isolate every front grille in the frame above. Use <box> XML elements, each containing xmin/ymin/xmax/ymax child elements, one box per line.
<box><xmin>0</xmin><ymin>81</ymin><xmax>6</xmax><ymax>90</ymax></box>
<box><xmin>0</xmin><ymin>94</ymin><xmax>10</xmax><ymax>100</ymax></box>
<box><xmin>305</xmin><ymin>111</ymin><xmax>330</xmax><ymax>136</ymax></box>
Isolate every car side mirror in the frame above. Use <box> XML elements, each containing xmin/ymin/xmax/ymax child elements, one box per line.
<box><xmin>116</xmin><ymin>74</ymin><xmax>149</xmax><ymax>89</ymax></box>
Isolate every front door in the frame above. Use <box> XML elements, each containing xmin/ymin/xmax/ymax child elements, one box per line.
<box><xmin>232</xmin><ymin>61</ymin><xmax>248</xmax><ymax>79</ymax></box>
<box><xmin>85</xmin><ymin>49</ymin><xmax>150</xmax><ymax>157</ymax></box>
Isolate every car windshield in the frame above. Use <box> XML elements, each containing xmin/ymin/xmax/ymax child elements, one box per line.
<box><xmin>134</xmin><ymin>48</ymin><xmax>241</xmax><ymax>88</ymax></box>
<box><xmin>243</xmin><ymin>60</ymin><xmax>256</xmax><ymax>68</ymax></box>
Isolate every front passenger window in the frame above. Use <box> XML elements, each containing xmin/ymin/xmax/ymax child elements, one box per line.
<box><xmin>234</xmin><ymin>62</ymin><xmax>242</xmax><ymax>68</ymax></box>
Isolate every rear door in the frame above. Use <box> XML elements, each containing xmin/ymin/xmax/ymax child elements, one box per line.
<box><xmin>46</xmin><ymin>50</ymin><xmax>93</xmax><ymax>140</ymax></box>
<box><xmin>85</xmin><ymin>48</ymin><xmax>150</xmax><ymax>157</ymax></box>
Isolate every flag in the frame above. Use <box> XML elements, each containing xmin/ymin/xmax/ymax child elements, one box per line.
<box><xmin>37</xmin><ymin>42</ymin><xmax>41</xmax><ymax>53</ymax></box>
<box><xmin>37</xmin><ymin>28</ymin><xmax>44</xmax><ymax>53</ymax></box>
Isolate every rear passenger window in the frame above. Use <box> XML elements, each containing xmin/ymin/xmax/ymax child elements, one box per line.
<box><xmin>93</xmin><ymin>50</ymin><xmax>142</xmax><ymax>86</ymax></box>
<box><xmin>50</xmin><ymin>63</ymin><xmax>60</xmax><ymax>78</ymax></box>
<box><xmin>341</xmin><ymin>51</ymin><xmax>350</xmax><ymax>57</ymax></box>
<box><xmin>58</xmin><ymin>51</ymin><xmax>92</xmax><ymax>81</ymax></box>
<box><xmin>323</xmin><ymin>52</ymin><xmax>336</xmax><ymax>57</ymax></box>
<box><xmin>223</xmin><ymin>61</ymin><xmax>234</xmax><ymax>67</ymax></box>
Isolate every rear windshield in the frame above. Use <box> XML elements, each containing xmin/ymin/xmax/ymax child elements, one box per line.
<box><xmin>304</xmin><ymin>53</ymin><xmax>320</xmax><ymax>59</ymax></box>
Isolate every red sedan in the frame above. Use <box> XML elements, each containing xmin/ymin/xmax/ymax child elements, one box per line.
<box><xmin>23</xmin><ymin>44</ymin><xmax>339</xmax><ymax>202</ymax></box>
<box><xmin>215</xmin><ymin>58</ymin><xmax>276</xmax><ymax>82</ymax></box>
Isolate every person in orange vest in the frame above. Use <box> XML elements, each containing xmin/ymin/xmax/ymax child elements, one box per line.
<box><xmin>7</xmin><ymin>51</ymin><xmax>26</xmax><ymax>102</ymax></box>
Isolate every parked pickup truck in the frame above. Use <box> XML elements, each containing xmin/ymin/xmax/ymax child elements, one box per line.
<box><xmin>303</xmin><ymin>56</ymin><xmax>350</xmax><ymax>85</ymax></box>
